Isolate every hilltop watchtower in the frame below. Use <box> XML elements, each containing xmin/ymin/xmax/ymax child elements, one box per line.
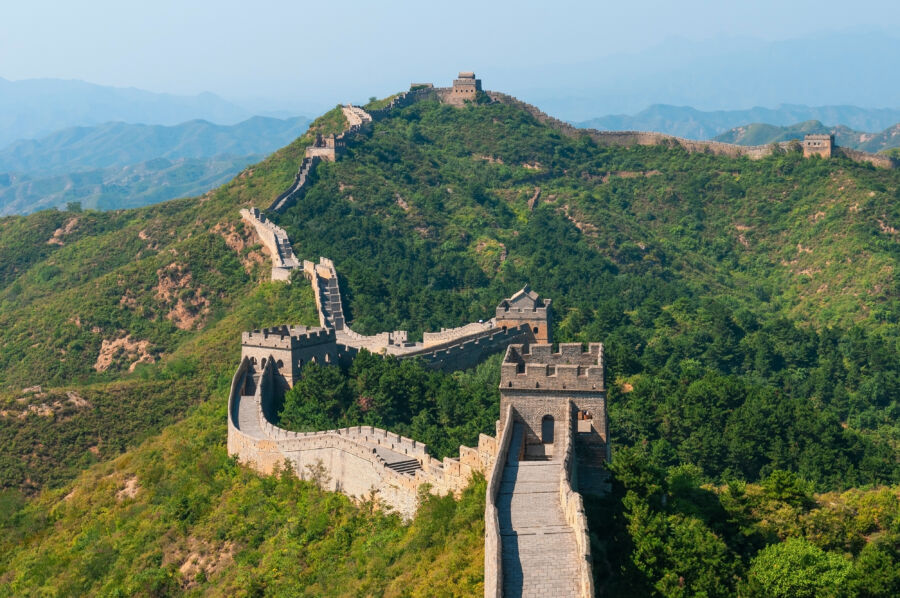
<box><xmin>803</xmin><ymin>134</ymin><xmax>835</xmax><ymax>158</ymax></box>
<box><xmin>496</xmin><ymin>285</ymin><xmax>552</xmax><ymax>343</ymax></box>
<box><xmin>499</xmin><ymin>343</ymin><xmax>608</xmax><ymax>463</ymax></box>
<box><xmin>447</xmin><ymin>71</ymin><xmax>482</xmax><ymax>105</ymax></box>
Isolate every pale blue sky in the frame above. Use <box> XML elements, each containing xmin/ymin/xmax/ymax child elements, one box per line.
<box><xmin>2</xmin><ymin>0</ymin><xmax>898</xmax><ymax>116</ymax></box>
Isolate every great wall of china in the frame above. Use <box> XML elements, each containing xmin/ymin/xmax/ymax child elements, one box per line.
<box><xmin>227</xmin><ymin>72</ymin><xmax>895</xmax><ymax>597</ymax></box>
<box><xmin>259</xmin><ymin>74</ymin><xmax>894</xmax><ymax>220</ymax></box>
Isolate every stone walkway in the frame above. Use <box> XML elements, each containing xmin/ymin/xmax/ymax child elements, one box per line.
<box><xmin>499</xmin><ymin>424</ymin><xmax>580</xmax><ymax>598</ymax></box>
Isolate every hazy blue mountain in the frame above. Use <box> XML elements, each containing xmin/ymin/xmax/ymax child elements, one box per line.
<box><xmin>575</xmin><ymin>104</ymin><xmax>900</xmax><ymax>140</ymax></box>
<box><xmin>0</xmin><ymin>155</ymin><xmax>259</xmax><ymax>215</ymax></box>
<box><xmin>0</xmin><ymin>77</ymin><xmax>254</xmax><ymax>146</ymax></box>
<box><xmin>499</xmin><ymin>30</ymin><xmax>900</xmax><ymax>121</ymax></box>
<box><xmin>713</xmin><ymin>120</ymin><xmax>900</xmax><ymax>153</ymax></box>
<box><xmin>0</xmin><ymin>116</ymin><xmax>311</xmax><ymax>176</ymax></box>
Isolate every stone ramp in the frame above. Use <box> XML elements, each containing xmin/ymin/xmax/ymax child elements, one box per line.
<box><xmin>499</xmin><ymin>424</ymin><xmax>580</xmax><ymax>598</ymax></box>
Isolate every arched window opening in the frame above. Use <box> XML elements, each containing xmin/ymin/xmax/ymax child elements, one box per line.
<box><xmin>541</xmin><ymin>415</ymin><xmax>554</xmax><ymax>444</ymax></box>
<box><xmin>276</xmin><ymin>359</ymin><xmax>284</xmax><ymax>368</ymax></box>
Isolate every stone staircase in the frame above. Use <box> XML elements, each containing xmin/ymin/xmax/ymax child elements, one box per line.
<box><xmin>322</xmin><ymin>277</ymin><xmax>345</xmax><ymax>330</ymax></box>
<box><xmin>384</xmin><ymin>458</ymin><xmax>423</xmax><ymax>475</ymax></box>
<box><xmin>499</xmin><ymin>424</ymin><xmax>580</xmax><ymax>598</ymax></box>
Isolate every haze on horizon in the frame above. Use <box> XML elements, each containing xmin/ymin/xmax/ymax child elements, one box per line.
<box><xmin>2</xmin><ymin>0</ymin><xmax>899</xmax><ymax>119</ymax></box>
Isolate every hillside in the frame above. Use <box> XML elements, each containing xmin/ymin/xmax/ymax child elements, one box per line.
<box><xmin>1</xmin><ymin>93</ymin><xmax>899</xmax><ymax>595</ymax></box>
<box><xmin>714</xmin><ymin>120</ymin><xmax>900</xmax><ymax>153</ymax></box>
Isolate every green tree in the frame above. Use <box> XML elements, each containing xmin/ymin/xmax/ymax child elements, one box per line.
<box><xmin>743</xmin><ymin>537</ymin><xmax>851</xmax><ymax>598</ymax></box>
<box><xmin>279</xmin><ymin>362</ymin><xmax>352</xmax><ymax>431</ymax></box>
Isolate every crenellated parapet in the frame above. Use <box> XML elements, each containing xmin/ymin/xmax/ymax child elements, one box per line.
<box><xmin>500</xmin><ymin>343</ymin><xmax>604</xmax><ymax>392</ymax></box>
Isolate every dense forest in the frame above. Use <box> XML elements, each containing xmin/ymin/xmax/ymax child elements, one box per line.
<box><xmin>1</xmin><ymin>96</ymin><xmax>898</xmax><ymax>595</ymax></box>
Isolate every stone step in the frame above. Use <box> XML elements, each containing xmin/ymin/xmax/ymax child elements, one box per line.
<box><xmin>385</xmin><ymin>459</ymin><xmax>422</xmax><ymax>475</ymax></box>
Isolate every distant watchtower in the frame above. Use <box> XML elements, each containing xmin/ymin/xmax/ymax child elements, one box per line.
<box><xmin>499</xmin><ymin>343</ymin><xmax>609</xmax><ymax>479</ymax></box>
<box><xmin>447</xmin><ymin>71</ymin><xmax>482</xmax><ymax>106</ymax></box>
<box><xmin>496</xmin><ymin>285</ymin><xmax>551</xmax><ymax>343</ymax></box>
<box><xmin>803</xmin><ymin>134</ymin><xmax>835</xmax><ymax>158</ymax></box>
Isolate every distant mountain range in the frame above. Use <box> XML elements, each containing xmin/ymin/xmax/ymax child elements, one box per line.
<box><xmin>0</xmin><ymin>115</ymin><xmax>310</xmax><ymax>215</ymax></box>
<box><xmin>0</xmin><ymin>155</ymin><xmax>259</xmax><ymax>216</ymax></box>
<box><xmin>0</xmin><ymin>77</ymin><xmax>256</xmax><ymax>147</ymax></box>
<box><xmin>713</xmin><ymin>120</ymin><xmax>900</xmax><ymax>153</ymax></box>
<box><xmin>575</xmin><ymin>104</ymin><xmax>900</xmax><ymax>141</ymax></box>
<box><xmin>0</xmin><ymin>116</ymin><xmax>310</xmax><ymax>176</ymax></box>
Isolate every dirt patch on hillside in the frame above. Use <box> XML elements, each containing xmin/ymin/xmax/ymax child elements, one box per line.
<box><xmin>155</xmin><ymin>263</ymin><xmax>210</xmax><ymax>330</ymax></box>
<box><xmin>116</xmin><ymin>476</ymin><xmax>140</xmax><ymax>501</ymax></box>
<box><xmin>46</xmin><ymin>217</ymin><xmax>79</xmax><ymax>246</ymax></box>
<box><xmin>164</xmin><ymin>538</ymin><xmax>235</xmax><ymax>589</ymax></box>
<box><xmin>213</xmin><ymin>220</ymin><xmax>266</xmax><ymax>275</ymax></box>
<box><xmin>93</xmin><ymin>335</ymin><xmax>155</xmax><ymax>372</ymax></box>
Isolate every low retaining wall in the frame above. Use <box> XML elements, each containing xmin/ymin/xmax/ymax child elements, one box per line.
<box><xmin>559</xmin><ymin>401</ymin><xmax>595</xmax><ymax>598</ymax></box>
<box><xmin>484</xmin><ymin>405</ymin><xmax>514</xmax><ymax>598</ymax></box>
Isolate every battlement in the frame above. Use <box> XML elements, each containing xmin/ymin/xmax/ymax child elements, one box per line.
<box><xmin>501</xmin><ymin>343</ymin><xmax>604</xmax><ymax>391</ymax></box>
<box><xmin>241</xmin><ymin>325</ymin><xmax>335</xmax><ymax>349</ymax></box>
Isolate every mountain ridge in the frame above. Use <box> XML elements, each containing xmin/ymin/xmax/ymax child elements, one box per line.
<box><xmin>714</xmin><ymin>119</ymin><xmax>900</xmax><ymax>153</ymax></box>
<box><xmin>576</xmin><ymin>103</ymin><xmax>900</xmax><ymax>140</ymax></box>
<box><xmin>0</xmin><ymin>77</ymin><xmax>255</xmax><ymax>147</ymax></box>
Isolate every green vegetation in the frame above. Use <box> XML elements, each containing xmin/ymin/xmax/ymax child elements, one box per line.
<box><xmin>280</xmin><ymin>99</ymin><xmax>900</xmax><ymax>490</ymax></box>
<box><xmin>588</xmin><ymin>448</ymin><xmax>900</xmax><ymax>597</ymax></box>
<box><xmin>0</xmin><ymin>400</ymin><xmax>487</xmax><ymax>596</ymax></box>
<box><xmin>1</xmin><ymin>95</ymin><xmax>899</xmax><ymax>595</ymax></box>
<box><xmin>280</xmin><ymin>353</ymin><xmax>502</xmax><ymax>459</ymax></box>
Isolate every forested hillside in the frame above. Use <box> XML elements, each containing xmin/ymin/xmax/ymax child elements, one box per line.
<box><xmin>1</xmin><ymin>96</ymin><xmax>899</xmax><ymax>596</ymax></box>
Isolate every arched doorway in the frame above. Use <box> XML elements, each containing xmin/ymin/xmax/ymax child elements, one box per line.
<box><xmin>541</xmin><ymin>415</ymin><xmax>554</xmax><ymax>444</ymax></box>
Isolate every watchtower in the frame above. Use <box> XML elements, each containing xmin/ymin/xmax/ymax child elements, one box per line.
<box><xmin>496</xmin><ymin>285</ymin><xmax>552</xmax><ymax>343</ymax></box>
<box><xmin>499</xmin><ymin>343</ymin><xmax>607</xmax><ymax>462</ymax></box>
<box><xmin>448</xmin><ymin>71</ymin><xmax>482</xmax><ymax>105</ymax></box>
<box><xmin>241</xmin><ymin>325</ymin><xmax>354</xmax><ymax>390</ymax></box>
<box><xmin>803</xmin><ymin>134</ymin><xmax>835</xmax><ymax>158</ymax></box>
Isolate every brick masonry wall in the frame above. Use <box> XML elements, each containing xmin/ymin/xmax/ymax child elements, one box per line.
<box><xmin>484</xmin><ymin>404</ymin><xmax>515</xmax><ymax>598</ymax></box>
<box><xmin>558</xmin><ymin>403</ymin><xmax>595</xmax><ymax>598</ymax></box>
<box><xmin>227</xmin><ymin>355</ymin><xmax>502</xmax><ymax>519</ymax></box>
